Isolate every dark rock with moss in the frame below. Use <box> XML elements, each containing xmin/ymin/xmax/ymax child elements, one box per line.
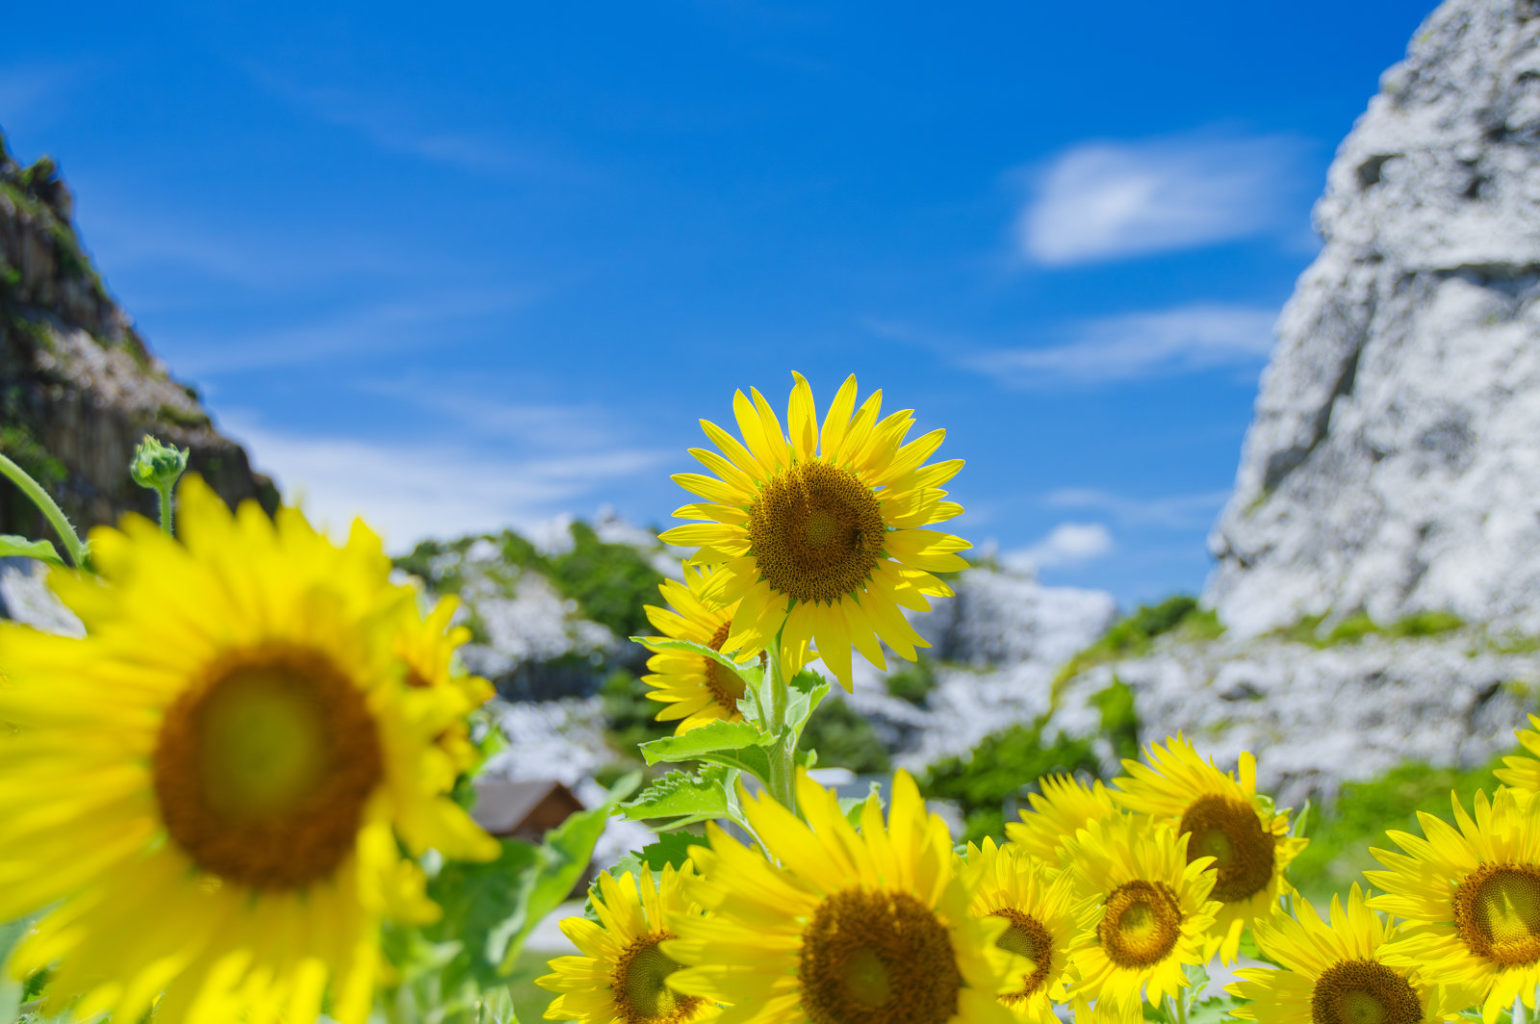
<box><xmin>0</xmin><ymin>130</ymin><xmax>276</xmax><ymax>542</ymax></box>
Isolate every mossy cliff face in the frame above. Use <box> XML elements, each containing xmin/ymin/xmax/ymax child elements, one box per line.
<box><xmin>0</xmin><ymin>132</ymin><xmax>276</xmax><ymax>538</ymax></box>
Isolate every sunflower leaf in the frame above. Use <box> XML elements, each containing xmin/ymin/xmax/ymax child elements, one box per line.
<box><xmin>602</xmin><ymin>832</ymin><xmax>711</xmax><ymax>884</ymax></box>
<box><xmin>0</xmin><ymin>534</ymin><xmax>64</xmax><ymax>566</ymax></box>
<box><xmin>638</xmin><ymin>719</ymin><xmax>775</xmax><ymax>766</ymax></box>
<box><xmin>629</xmin><ymin>636</ymin><xmax>764</xmax><ymax>690</ymax></box>
<box><xmin>783</xmin><ymin>668</ymin><xmax>831</xmax><ymax>737</ymax></box>
<box><xmin>620</xmin><ymin>766</ymin><xmax>733</xmax><ymax>827</ymax></box>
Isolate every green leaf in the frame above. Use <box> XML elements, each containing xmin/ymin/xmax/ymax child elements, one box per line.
<box><xmin>603</xmin><ymin>832</ymin><xmax>711</xmax><ymax>883</ymax></box>
<box><xmin>620</xmin><ymin>766</ymin><xmax>733</xmax><ymax>827</ymax></box>
<box><xmin>0</xmin><ymin>535</ymin><xmax>63</xmax><ymax>566</ymax></box>
<box><xmin>1187</xmin><ymin>994</ymin><xmax>1247</xmax><ymax>1024</ymax></box>
<box><xmin>427</xmin><ymin>836</ymin><xmax>541</xmax><ymax>991</ymax></box>
<box><xmin>639</xmin><ymin>719</ymin><xmax>774</xmax><ymax>767</ymax></box>
<box><xmin>784</xmin><ymin>668</ymin><xmax>831</xmax><ymax>737</ymax></box>
<box><xmin>629</xmin><ymin>637</ymin><xmax>764</xmax><ymax>690</ymax></box>
<box><xmin>498</xmin><ymin>803</ymin><xmax>614</xmax><ymax>973</ymax></box>
<box><xmin>838</xmin><ymin>781</ymin><xmax>883</xmax><ymax>828</ymax></box>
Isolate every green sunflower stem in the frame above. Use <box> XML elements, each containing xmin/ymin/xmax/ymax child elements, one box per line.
<box><xmin>0</xmin><ymin>450</ymin><xmax>87</xmax><ymax>568</ymax></box>
<box><xmin>762</xmin><ymin>622</ymin><xmax>798</xmax><ymax>817</ymax></box>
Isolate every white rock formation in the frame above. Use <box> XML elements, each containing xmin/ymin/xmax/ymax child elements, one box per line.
<box><xmin>1208</xmin><ymin>0</ymin><xmax>1540</xmax><ymax>637</ymax></box>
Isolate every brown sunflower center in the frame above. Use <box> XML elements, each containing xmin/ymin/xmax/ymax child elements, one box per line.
<box><xmin>1309</xmin><ymin>959</ymin><xmax>1421</xmax><ymax>1024</ymax></box>
<box><xmin>990</xmin><ymin>907</ymin><xmax>1054</xmax><ymax>1004</ymax></box>
<box><xmin>1454</xmin><ymin>863</ymin><xmax>1540</xmax><ymax>966</ymax></box>
<box><xmin>1100</xmin><ymin>880</ymin><xmax>1182</xmax><ymax>969</ymax></box>
<box><xmin>153</xmin><ymin>645</ymin><xmax>383</xmax><ymax>889</ymax></box>
<box><xmin>800</xmin><ymin>888</ymin><xmax>961</xmax><ymax>1024</ymax></box>
<box><xmin>1179</xmin><ymin>794</ymin><xmax>1277</xmax><ymax>904</ymax></box>
<box><xmin>746</xmin><ymin>462</ymin><xmax>886</xmax><ymax>604</ymax></box>
<box><xmin>702</xmin><ymin>619</ymin><xmax>748</xmax><ymax>715</ymax></box>
<box><xmin>610</xmin><ymin>932</ymin><xmax>699</xmax><ymax>1024</ymax></box>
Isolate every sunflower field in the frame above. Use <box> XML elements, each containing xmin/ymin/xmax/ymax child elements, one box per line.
<box><xmin>2</xmin><ymin>376</ymin><xmax>1539</xmax><ymax>1024</ymax></box>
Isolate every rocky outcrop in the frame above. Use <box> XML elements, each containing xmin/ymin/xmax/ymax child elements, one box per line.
<box><xmin>1207</xmin><ymin>0</ymin><xmax>1540</xmax><ymax>637</ymax></box>
<box><xmin>0</xmin><ymin>131</ymin><xmax>275</xmax><ymax>545</ymax></box>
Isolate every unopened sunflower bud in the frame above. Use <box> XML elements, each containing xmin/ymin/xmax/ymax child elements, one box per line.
<box><xmin>130</xmin><ymin>435</ymin><xmax>189</xmax><ymax>492</ymax></box>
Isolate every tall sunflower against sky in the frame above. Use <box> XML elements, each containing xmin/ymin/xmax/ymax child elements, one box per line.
<box><xmin>666</xmin><ymin>770</ymin><xmax>1017</xmax><ymax>1024</ymax></box>
<box><xmin>660</xmin><ymin>372</ymin><xmax>967</xmax><ymax>690</ymax></box>
<box><xmin>1368</xmin><ymin>785</ymin><xmax>1540</xmax><ymax>1024</ymax></box>
<box><xmin>1113</xmin><ymin>736</ymin><xmax>1306</xmax><ymax>963</ymax></box>
<box><xmin>0</xmin><ymin>477</ymin><xmax>496</xmax><ymax>1024</ymax></box>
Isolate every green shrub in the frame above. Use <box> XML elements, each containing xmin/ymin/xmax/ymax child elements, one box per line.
<box><xmin>547</xmin><ymin>522</ymin><xmax>663</xmax><ymax>640</ymax></box>
<box><xmin>1052</xmin><ymin>594</ymin><xmax>1222</xmax><ymax>695</ymax></box>
<box><xmin>884</xmin><ymin>654</ymin><xmax>936</xmax><ymax>706</ymax></box>
<box><xmin>1324</xmin><ymin>611</ymin><xmax>1378</xmax><ymax>645</ymax></box>
<box><xmin>1388</xmin><ymin>610</ymin><xmax>1466</xmax><ymax>638</ymax></box>
<box><xmin>1272</xmin><ymin>609</ymin><xmax>1467</xmax><ymax>647</ymax></box>
<box><xmin>802</xmin><ymin>699</ymin><xmax>890</xmax><ymax>774</ymax></box>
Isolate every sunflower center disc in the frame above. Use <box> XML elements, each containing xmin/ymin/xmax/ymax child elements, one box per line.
<box><xmin>1456</xmin><ymin>863</ymin><xmax>1540</xmax><ymax>966</ymax></box>
<box><xmin>747</xmin><ymin>462</ymin><xmax>886</xmax><ymax>604</ymax></box>
<box><xmin>1100</xmin><ymin>880</ymin><xmax>1183</xmax><ymax>969</ymax></box>
<box><xmin>1309</xmin><ymin>959</ymin><xmax>1421</xmax><ymax>1024</ymax></box>
<box><xmin>800</xmin><ymin>888</ymin><xmax>961</xmax><ymax>1024</ymax></box>
<box><xmin>1179</xmin><ymin>794</ymin><xmax>1277</xmax><ymax>904</ymax></box>
<box><xmin>612</xmin><ymin>934</ymin><xmax>698</xmax><ymax>1024</ymax></box>
<box><xmin>702</xmin><ymin>619</ymin><xmax>748</xmax><ymax>714</ymax></box>
<box><xmin>153</xmin><ymin>645</ymin><xmax>383</xmax><ymax>889</ymax></box>
<box><xmin>991</xmin><ymin>907</ymin><xmax>1054</xmax><ymax>1003</ymax></box>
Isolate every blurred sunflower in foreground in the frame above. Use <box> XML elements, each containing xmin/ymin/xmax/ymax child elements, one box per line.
<box><xmin>0</xmin><ymin>477</ymin><xmax>496</xmax><ymax>1024</ymax></box>
<box><xmin>661</xmin><ymin>372</ymin><xmax>967</xmax><ymax>691</ymax></box>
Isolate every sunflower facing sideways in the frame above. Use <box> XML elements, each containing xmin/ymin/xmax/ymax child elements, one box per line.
<box><xmin>1063</xmin><ymin>812</ymin><xmax>1220</xmax><ymax>1022</ymax></box>
<box><xmin>0</xmin><ymin>477</ymin><xmax>497</xmax><ymax>1024</ymax></box>
<box><xmin>962</xmin><ymin>837</ymin><xmax>1095</xmax><ymax>1022</ymax></box>
<box><xmin>1227</xmin><ymin>884</ymin><xmax>1461</xmax><ymax>1024</ymax></box>
<box><xmin>1368</xmin><ymin>785</ymin><xmax>1540</xmax><ymax>1024</ymax></box>
<box><xmin>1005</xmin><ymin>773</ymin><xmax>1120</xmax><ymax>868</ymax></box>
<box><xmin>660</xmin><ymin>372</ymin><xmax>967</xmax><ymax>691</ymax></box>
<box><xmin>1113</xmin><ymin>736</ymin><xmax>1306</xmax><ymax>963</ymax></box>
<box><xmin>640</xmin><ymin>564</ymin><xmax>810</xmax><ymax>734</ymax></box>
<box><xmin>667</xmin><ymin>770</ymin><xmax>1019</xmax><ymax>1024</ymax></box>
<box><xmin>538</xmin><ymin>864</ymin><xmax>714</xmax><ymax>1024</ymax></box>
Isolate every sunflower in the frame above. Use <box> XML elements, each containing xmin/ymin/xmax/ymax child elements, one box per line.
<box><xmin>0</xmin><ymin>476</ymin><xmax>497</xmax><ymax>1024</ymax></box>
<box><xmin>1368</xmin><ymin>785</ymin><xmax>1540</xmax><ymax>1023</ymax></box>
<box><xmin>1004</xmin><ymin>773</ymin><xmax>1120</xmax><ymax>867</ymax></box>
<box><xmin>667</xmin><ymin>769</ymin><xmax>1018</xmax><ymax>1024</ymax></box>
<box><xmin>962</xmin><ymin>837</ymin><xmax>1095</xmax><ymax>1022</ymax></box>
<box><xmin>640</xmin><ymin>565</ymin><xmax>810</xmax><ymax>734</ymax></box>
<box><xmin>1112</xmin><ymin>735</ymin><xmax>1306</xmax><ymax>963</ymax></box>
<box><xmin>1062</xmin><ymin>812</ymin><xmax>1220</xmax><ymax>1020</ymax></box>
<box><xmin>1494</xmin><ymin>713</ymin><xmax>1540</xmax><ymax>794</ymax></box>
<box><xmin>538</xmin><ymin>863</ymin><xmax>714</xmax><ymax>1024</ymax></box>
<box><xmin>659</xmin><ymin>373</ymin><xmax>967</xmax><ymax>691</ymax></box>
<box><xmin>395</xmin><ymin>590</ymin><xmax>494</xmax><ymax>772</ymax></box>
<box><xmin>1227</xmin><ymin>884</ymin><xmax>1462</xmax><ymax>1024</ymax></box>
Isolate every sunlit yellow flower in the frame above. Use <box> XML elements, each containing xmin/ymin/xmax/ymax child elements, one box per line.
<box><xmin>538</xmin><ymin>863</ymin><xmax>714</xmax><ymax>1024</ymax></box>
<box><xmin>1494</xmin><ymin>713</ymin><xmax>1540</xmax><ymax>794</ymax></box>
<box><xmin>1227</xmin><ymin>884</ymin><xmax>1463</xmax><ymax>1024</ymax></box>
<box><xmin>668</xmin><ymin>770</ymin><xmax>1017</xmax><ymax>1024</ymax></box>
<box><xmin>1112</xmin><ymin>736</ymin><xmax>1306</xmax><ymax>963</ymax></box>
<box><xmin>659</xmin><ymin>372</ymin><xmax>967</xmax><ymax>691</ymax></box>
<box><xmin>962</xmin><ymin>837</ymin><xmax>1095</xmax><ymax>1022</ymax></box>
<box><xmin>640</xmin><ymin>565</ymin><xmax>809</xmax><ymax>734</ymax></box>
<box><xmin>0</xmin><ymin>477</ymin><xmax>497</xmax><ymax>1024</ymax></box>
<box><xmin>1005</xmin><ymin>773</ymin><xmax>1120</xmax><ymax>866</ymax></box>
<box><xmin>1368</xmin><ymin>785</ymin><xmax>1540</xmax><ymax>1024</ymax></box>
<box><xmin>1063</xmin><ymin>812</ymin><xmax>1219</xmax><ymax>1020</ymax></box>
<box><xmin>395</xmin><ymin>590</ymin><xmax>494</xmax><ymax>772</ymax></box>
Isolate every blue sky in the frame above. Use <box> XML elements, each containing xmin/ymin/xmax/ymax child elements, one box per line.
<box><xmin>1</xmin><ymin>1</ymin><xmax>1434</xmax><ymax>607</ymax></box>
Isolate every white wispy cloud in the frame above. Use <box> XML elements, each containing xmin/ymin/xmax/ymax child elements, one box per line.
<box><xmin>224</xmin><ymin>413</ymin><xmax>670</xmax><ymax>550</ymax></box>
<box><xmin>1017</xmin><ymin>131</ymin><xmax>1305</xmax><ymax>265</ymax></box>
<box><xmin>1045</xmin><ymin>488</ymin><xmax>1230</xmax><ymax>530</ymax></box>
<box><xmin>247</xmin><ymin>67</ymin><xmax>587</xmax><ymax>181</ymax></box>
<box><xmin>963</xmin><ymin>303</ymin><xmax>1276</xmax><ymax>387</ymax></box>
<box><xmin>1003</xmin><ymin>522</ymin><xmax>1114</xmax><ymax>573</ymax></box>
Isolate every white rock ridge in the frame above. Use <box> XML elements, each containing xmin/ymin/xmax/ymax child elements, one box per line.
<box><xmin>1207</xmin><ymin>0</ymin><xmax>1540</xmax><ymax>637</ymax></box>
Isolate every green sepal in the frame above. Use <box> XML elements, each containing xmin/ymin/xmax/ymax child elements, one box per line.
<box><xmin>0</xmin><ymin>534</ymin><xmax>64</xmax><ymax>566</ymax></box>
<box><xmin>629</xmin><ymin>636</ymin><xmax>764</xmax><ymax>690</ymax></box>
<box><xmin>620</xmin><ymin>766</ymin><xmax>734</xmax><ymax>829</ymax></box>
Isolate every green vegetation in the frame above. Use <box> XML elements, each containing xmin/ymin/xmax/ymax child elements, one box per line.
<box><xmin>1288</xmin><ymin>753</ymin><xmax>1513</xmax><ymax>903</ymax></box>
<box><xmin>884</xmin><ymin>654</ymin><xmax>936</xmax><ymax>705</ymax></box>
<box><xmin>0</xmin><ymin>421</ymin><xmax>66</xmax><ymax>487</ymax></box>
<box><xmin>803</xmin><ymin>699</ymin><xmax>891</xmax><ymax>774</ymax></box>
<box><xmin>1052</xmin><ymin>595</ymin><xmax>1224</xmax><ymax>696</ymax></box>
<box><xmin>1269</xmin><ymin>609</ymin><xmax>1467</xmax><ymax>647</ymax></box>
<box><xmin>155</xmin><ymin>403</ymin><xmax>212</xmax><ymax>429</ymax></box>
<box><xmin>919</xmin><ymin>678</ymin><xmax>1140</xmax><ymax>845</ymax></box>
<box><xmin>600</xmin><ymin>668</ymin><xmax>673</xmax><ymax>753</ymax></box>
